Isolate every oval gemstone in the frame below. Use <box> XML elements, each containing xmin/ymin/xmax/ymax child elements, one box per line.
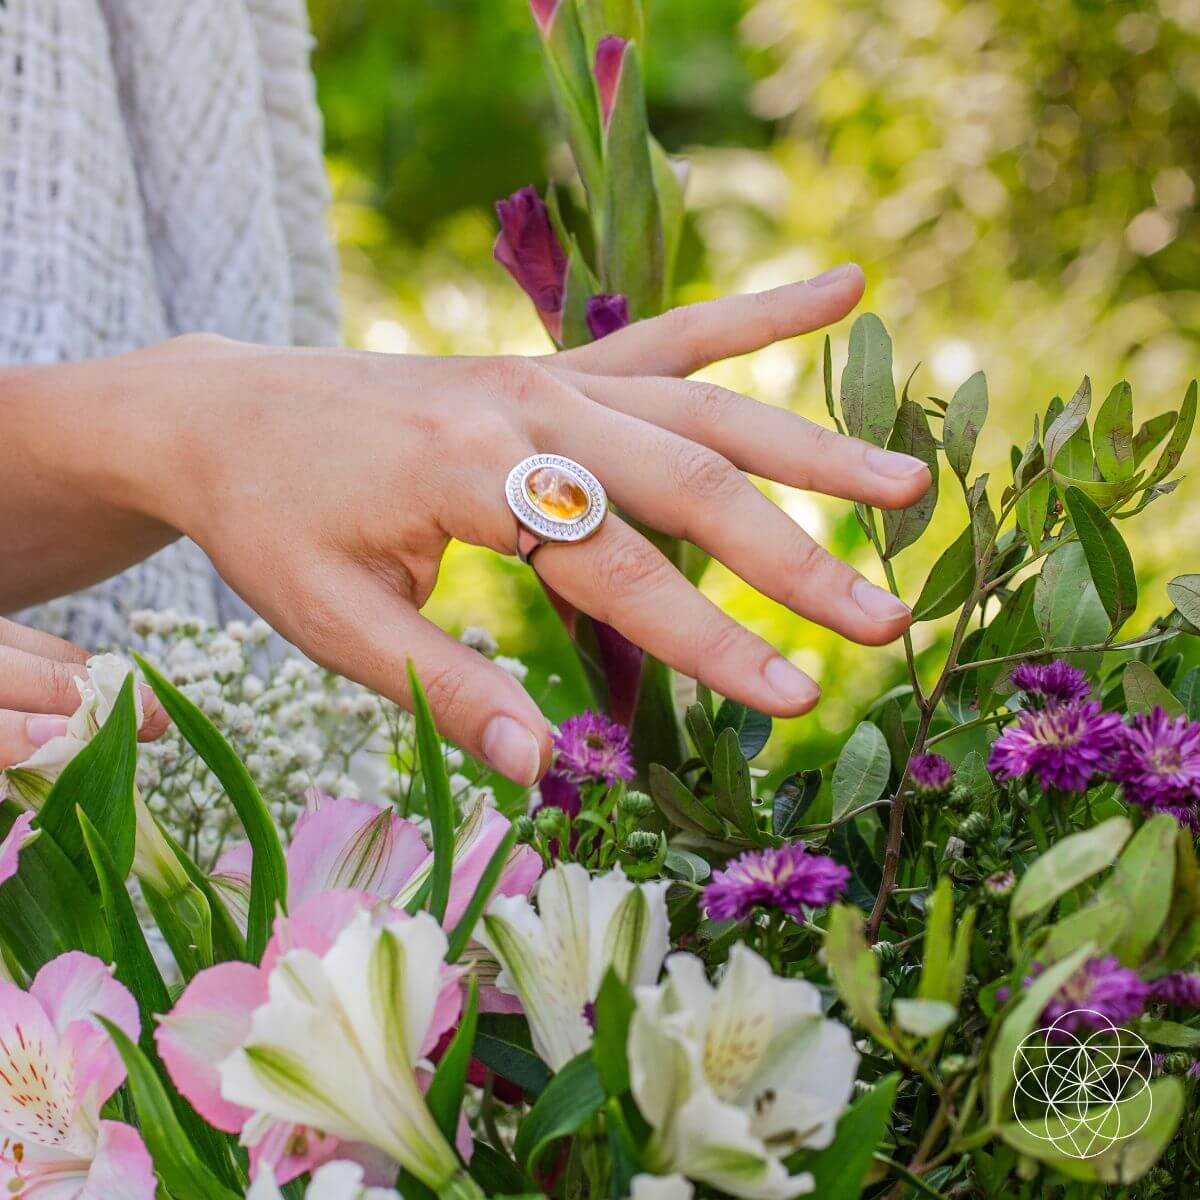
<box><xmin>526</xmin><ymin>466</ymin><xmax>589</xmax><ymax>521</ymax></box>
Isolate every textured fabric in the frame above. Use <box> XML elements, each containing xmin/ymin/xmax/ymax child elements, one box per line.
<box><xmin>1</xmin><ymin>0</ymin><xmax>340</xmax><ymax>647</ymax></box>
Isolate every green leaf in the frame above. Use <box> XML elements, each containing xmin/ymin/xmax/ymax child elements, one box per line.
<box><xmin>0</xmin><ymin>801</ymin><xmax>109</xmax><ymax>973</ymax></box>
<box><xmin>1133</xmin><ymin>410</ymin><xmax>1177</xmax><ymax>466</ymax></box>
<box><xmin>1033</xmin><ymin>542</ymin><xmax>1109</xmax><ymax>672</ymax></box>
<box><xmin>135</xmin><ymin>654</ymin><xmax>287</xmax><ymax>960</ymax></box>
<box><xmin>1143</xmin><ymin>379</ymin><xmax>1196</xmax><ymax>488</ymax></box>
<box><xmin>1044</xmin><ymin>377</ymin><xmax>1092</xmax><ymax>468</ymax></box>
<box><xmin>1176</xmin><ymin>666</ymin><xmax>1200</xmax><ymax>720</ymax></box>
<box><xmin>1010</xmin><ymin>817</ymin><xmax>1132</xmax><ymax>922</ymax></box>
<box><xmin>1138</xmin><ymin>1018</ymin><xmax>1200</xmax><ymax>1050</ymax></box>
<box><xmin>1095</xmin><ymin>812</ymin><xmax>1178</xmax><ymax>963</ymax></box>
<box><xmin>824</xmin><ymin>905</ymin><xmax>890</xmax><ymax>1043</ymax></box>
<box><xmin>713</xmin><ymin>698</ymin><xmax>772</xmax><ymax>760</ymax></box>
<box><xmin>1015</xmin><ymin>421</ymin><xmax>1050</xmax><ymax>554</ymax></box>
<box><xmin>406</xmin><ymin>662</ymin><xmax>456</xmax><ymax>925</ymax></box>
<box><xmin>1123</xmin><ymin>660</ymin><xmax>1185</xmax><ymax>718</ymax></box>
<box><xmin>427</xmin><ymin>977</ymin><xmax>478</xmax><ymax>1151</ymax></box>
<box><xmin>37</xmin><ymin>674</ymin><xmax>138</xmax><ymax>885</ymax></box>
<box><xmin>772</xmin><ymin>769</ymin><xmax>822</xmax><ymax>838</ymax></box>
<box><xmin>473</xmin><ymin>1014</ymin><xmax>553</xmax><ymax>1096</ymax></box>
<box><xmin>684</xmin><ymin>701</ymin><xmax>715</xmax><ymax>767</ymax></box>
<box><xmin>467</xmin><ymin>1142</ymin><xmax>526</xmax><ymax>1196</ymax></box>
<box><xmin>647</xmin><ymin>763</ymin><xmax>724</xmax><ymax>837</ymax></box>
<box><xmin>989</xmin><ymin>944</ymin><xmax>1093</xmax><ymax>1123</ymax></box>
<box><xmin>793</xmin><ymin>1074</ymin><xmax>899</xmax><ymax>1200</ymax></box>
<box><xmin>882</xmin><ymin>399</ymin><xmax>939</xmax><ymax>557</ymax></box>
<box><xmin>918</xmin><ymin>877</ymin><xmax>955</xmax><ymax>1003</ymax></box>
<box><xmin>712</xmin><ymin>727</ymin><xmax>759</xmax><ymax>840</ymax></box>
<box><xmin>831</xmin><ymin>722</ymin><xmax>890</xmax><ymax>821</ymax></box>
<box><xmin>592</xmin><ymin>967</ymin><xmax>636</xmax><ymax>1097</ymax></box>
<box><xmin>663</xmin><ymin>848</ymin><xmax>711</xmax><ymax>883</ymax></box>
<box><xmin>98</xmin><ymin>1018</ymin><xmax>240</xmax><ymax>1200</ymax></box>
<box><xmin>1062</xmin><ymin>487</ymin><xmax>1138</xmax><ymax>636</ymax></box>
<box><xmin>600</xmin><ymin>43</ymin><xmax>663</xmax><ymax>316</ymax></box>
<box><xmin>1166</xmin><ymin>574</ymin><xmax>1200</xmax><ymax>628</ymax></box>
<box><xmin>823</xmin><ymin>335</ymin><xmax>840</xmax><ymax>429</ymax></box>
<box><xmin>840</xmin><ymin>313</ymin><xmax>896</xmax><ymax>448</ymax></box>
<box><xmin>973</xmin><ymin>578</ymin><xmax>1041</xmax><ymax>717</ymax></box>
<box><xmin>512</xmin><ymin>1051</ymin><xmax>606</xmax><ymax>1177</ymax></box>
<box><xmin>1050</xmin><ymin>468</ymin><xmax>1144</xmax><ymax>507</ymax></box>
<box><xmin>912</xmin><ymin>526</ymin><xmax>975</xmax><ymax>621</ymax></box>
<box><xmin>446</xmin><ymin>825</ymin><xmax>518</xmax><ymax>963</ymax></box>
<box><xmin>1093</xmin><ymin>381</ymin><xmax>1135</xmax><ymax>481</ymax></box>
<box><xmin>942</xmin><ymin>371</ymin><xmax>988</xmax><ymax>484</ymax></box>
<box><xmin>893</xmin><ymin>998</ymin><xmax>956</xmax><ymax>1037</ymax></box>
<box><xmin>649</xmin><ymin>138</ymin><xmax>685</xmax><ymax>287</ymax></box>
<box><xmin>559</xmin><ymin>242</ymin><xmax>602</xmax><ymax>348</ymax></box>
<box><xmin>1042</xmin><ymin>898</ymin><xmax>1128</xmax><ymax>960</ymax></box>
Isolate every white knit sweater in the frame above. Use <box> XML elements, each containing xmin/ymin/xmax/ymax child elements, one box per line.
<box><xmin>1</xmin><ymin>0</ymin><xmax>340</xmax><ymax>646</ymax></box>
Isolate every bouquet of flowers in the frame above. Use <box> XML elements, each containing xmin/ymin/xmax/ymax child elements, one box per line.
<box><xmin>1</xmin><ymin>3</ymin><xmax>1200</xmax><ymax>1198</ymax></box>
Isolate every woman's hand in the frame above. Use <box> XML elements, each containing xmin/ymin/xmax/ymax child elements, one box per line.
<box><xmin>4</xmin><ymin>263</ymin><xmax>930</xmax><ymax>783</ymax></box>
<box><xmin>0</xmin><ymin>619</ymin><xmax>167</xmax><ymax>766</ymax></box>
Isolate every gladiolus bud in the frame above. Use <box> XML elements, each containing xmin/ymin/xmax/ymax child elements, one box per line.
<box><xmin>594</xmin><ymin>36</ymin><xmax>628</xmax><ymax>130</ymax></box>
<box><xmin>586</xmin><ymin>293</ymin><xmax>629</xmax><ymax>340</ymax></box>
<box><xmin>528</xmin><ymin>0</ymin><xmax>561</xmax><ymax>36</ymax></box>
<box><xmin>494</xmin><ymin>186</ymin><xmax>568</xmax><ymax>340</ymax></box>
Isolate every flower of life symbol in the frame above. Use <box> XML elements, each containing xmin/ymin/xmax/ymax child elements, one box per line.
<box><xmin>1012</xmin><ymin>1009</ymin><xmax>1153</xmax><ymax>1160</ymax></box>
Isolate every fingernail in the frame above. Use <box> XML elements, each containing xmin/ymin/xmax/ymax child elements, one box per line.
<box><xmin>763</xmin><ymin>656</ymin><xmax>820</xmax><ymax>708</ymax></box>
<box><xmin>137</xmin><ymin>683</ymin><xmax>163</xmax><ymax>728</ymax></box>
<box><xmin>26</xmin><ymin>715</ymin><xmax>68</xmax><ymax>747</ymax></box>
<box><xmin>482</xmin><ymin>716</ymin><xmax>542</xmax><ymax>786</ymax></box>
<box><xmin>866</xmin><ymin>445</ymin><xmax>930</xmax><ymax>479</ymax></box>
<box><xmin>852</xmin><ymin>578</ymin><xmax>912</xmax><ymax>622</ymax></box>
<box><xmin>806</xmin><ymin>262</ymin><xmax>859</xmax><ymax>288</ymax></box>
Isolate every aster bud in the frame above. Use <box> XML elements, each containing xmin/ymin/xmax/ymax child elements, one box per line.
<box><xmin>619</xmin><ymin>788</ymin><xmax>654</xmax><ymax>819</ymax></box>
<box><xmin>938</xmin><ymin>1054</ymin><xmax>973</xmax><ymax>1077</ymax></box>
<box><xmin>1163</xmin><ymin>1051</ymin><xmax>1193</xmax><ymax>1075</ymax></box>
<box><xmin>984</xmin><ymin>869</ymin><xmax>1016</xmax><ymax>899</ymax></box>
<box><xmin>625</xmin><ymin>830</ymin><xmax>662</xmax><ymax>862</ymax></box>
<box><xmin>957</xmin><ymin>811</ymin><xmax>989</xmax><ymax>842</ymax></box>
<box><xmin>535</xmin><ymin>805</ymin><xmax>571</xmax><ymax>842</ymax></box>
<box><xmin>511</xmin><ymin>814</ymin><xmax>536</xmax><ymax>844</ymax></box>
<box><xmin>870</xmin><ymin>940</ymin><xmax>899</xmax><ymax>965</ymax></box>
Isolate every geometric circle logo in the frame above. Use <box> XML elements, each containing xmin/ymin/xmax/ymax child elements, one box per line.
<box><xmin>1013</xmin><ymin>1009</ymin><xmax>1153</xmax><ymax>1160</ymax></box>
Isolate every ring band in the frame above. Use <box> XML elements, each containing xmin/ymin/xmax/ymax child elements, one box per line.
<box><xmin>505</xmin><ymin>454</ymin><xmax>608</xmax><ymax>564</ymax></box>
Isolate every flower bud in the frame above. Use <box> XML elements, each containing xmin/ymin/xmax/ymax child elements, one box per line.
<box><xmin>493</xmin><ymin>186</ymin><xmax>567</xmax><ymax>340</ymax></box>
<box><xmin>511</xmin><ymin>814</ymin><xmax>536</xmax><ymax>844</ymax></box>
<box><xmin>870</xmin><ymin>940</ymin><xmax>899</xmax><ymax>965</ymax></box>
<box><xmin>625</xmin><ymin>830</ymin><xmax>661</xmax><ymax>862</ymax></box>
<box><xmin>594</xmin><ymin>36</ymin><xmax>628</xmax><ymax>130</ymax></box>
<box><xmin>586</xmin><ymin>293</ymin><xmax>629</xmax><ymax>340</ymax></box>
<box><xmin>535</xmin><ymin>805</ymin><xmax>571</xmax><ymax>842</ymax></box>
<box><xmin>984</xmin><ymin>869</ymin><xmax>1016</xmax><ymax>899</ymax></box>
<box><xmin>957</xmin><ymin>811</ymin><xmax>989</xmax><ymax>842</ymax></box>
<box><xmin>619</xmin><ymin>788</ymin><xmax>654</xmax><ymax>819</ymax></box>
<box><xmin>939</xmin><ymin>1054</ymin><xmax>972</xmax><ymax>1077</ymax></box>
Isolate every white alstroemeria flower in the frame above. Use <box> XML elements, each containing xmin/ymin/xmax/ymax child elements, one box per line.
<box><xmin>629</xmin><ymin>944</ymin><xmax>859</xmax><ymax>1200</ymax></box>
<box><xmin>629</xmin><ymin>1174</ymin><xmax>694</xmax><ymax>1200</ymax></box>
<box><xmin>247</xmin><ymin>1160</ymin><xmax>401</xmax><ymax>1200</ymax></box>
<box><xmin>68</xmin><ymin>652</ymin><xmax>145</xmax><ymax>738</ymax></box>
<box><xmin>219</xmin><ymin>910</ymin><xmax>467</xmax><ymax>1195</ymax></box>
<box><xmin>478</xmin><ymin>863</ymin><xmax>669</xmax><ymax>1069</ymax></box>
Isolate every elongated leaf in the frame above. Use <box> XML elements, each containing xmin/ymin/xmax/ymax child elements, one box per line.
<box><xmin>1015</xmin><ymin>423</ymin><xmax>1050</xmax><ymax>554</ymax></box>
<box><xmin>942</xmin><ymin>371</ymin><xmax>988</xmax><ymax>484</ymax></box>
<box><xmin>912</xmin><ymin>526</ymin><xmax>975</xmax><ymax>621</ymax></box>
<box><xmin>823</xmin><ymin>335</ymin><xmax>839</xmax><ymax>428</ymax></box>
<box><xmin>1042</xmin><ymin>898</ymin><xmax>1128</xmax><ymax>960</ymax></box>
<box><xmin>1093</xmin><ymin>381</ymin><xmax>1134</xmax><ymax>481</ymax></box>
<box><xmin>446</xmin><ymin>826</ymin><xmax>518</xmax><ymax>964</ymax></box>
<box><xmin>1033</xmin><ymin>542</ymin><xmax>1108</xmax><ymax>671</ymax></box>
<box><xmin>650</xmin><ymin>139</ymin><xmax>685</xmax><ymax>287</ymax></box>
<box><xmin>714</xmin><ymin>698</ymin><xmax>772</xmax><ymax>760</ymax></box>
<box><xmin>1044</xmin><ymin>377</ymin><xmax>1091</xmax><ymax>467</ymax></box>
<box><xmin>1176</xmin><ymin>666</ymin><xmax>1200</xmax><ymax>720</ymax></box>
<box><xmin>406</xmin><ymin>663</ymin><xmax>456</xmax><ymax>925</ymax></box>
<box><xmin>427</xmin><ymin>977</ymin><xmax>478</xmax><ymax>1151</ymax></box>
<box><xmin>1133</xmin><ymin>411</ymin><xmax>1176</xmax><ymax>466</ymax></box>
<box><xmin>831</xmin><ymin>722</ymin><xmax>890</xmax><ymax>821</ymax></box>
<box><xmin>918</xmin><ymin>877</ymin><xmax>954</xmax><ymax>1003</ymax></box>
<box><xmin>1051</xmin><ymin>468</ymin><xmax>1144</xmax><ymax>506</ymax></box>
<box><xmin>684</xmin><ymin>701</ymin><xmax>715</xmax><ymax>767</ymax></box>
<box><xmin>1011</xmin><ymin>817</ymin><xmax>1132</xmax><ymax>922</ymax></box>
<box><xmin>135</xmin><ymin>654</ymin><xmax>286</xmax><ymax>959</ymax></box>
<box><xmin>824</xmin><ymin>905</ymin><xmax>890</xmax><ymax>1043</ymax></box>
<box><xmin>883</xmin><ymin>399</ymin><xmax>939</xmax><ymax>557</ymax></box>
<box><xmin>592</xmin><ymin>967</ymin><xmax>636</xmax><ymax>1097</ymax></box>
<box><xmin>1139</xmin><ymin>1019</ymin><xmax>1200</xmax><ymax>1049</ymax></box>
<box><xmin>840</xmin><ymin>313</ymin><xmax>896</xmax><ymax>447</ymax></box>
<box><xmin>1123</xmin><ymin>661</ymin><xmax>1184</xmax><ymax>718</ymax></box>
<box><xmin>473</xmin><ymin>1013</ymin><xmax>552</xmax><ymax>1095</ymax></box>
<box><xmin>773</xmin><ymin>770</ymin><xmax>822</xmax><ymax>838</ymax></box>
<box><xmin>1167</xmin><ymin>574</ymin><xmax>1200</xmax><ymax>628</ymax></box>
<box><xmin>467</xmin><ymin>1142</ymin><xmax>525</xmax><ymax>1195</ymax></box>
<box><xmin>973</xmin><ymin>578</ymin><xmax>1041</xmax><ymax>717</ymax></box>
<box><xmin>37</xmin><ymin>675</ymin><xmax>138</xmax><ymax>885</ymax></box>
<box><xmin>513</xmin><ymin>1051</ymin><xmax>606</xmax><ymax>1176</ymax></box>
<box><xmin>0</xmin><ymin>801</ymin><xmax>109</xmax><ymax>973</ymax></box>
<box><xmin>712</xmin><ymin>727</ymin><xmax>759</xmax><ymax>839</ymax></box>
<box><xmin>559</xmin><ymin>242</ymin><xmax>601</xmax><ymax>348</ymax></box>
<box><xmin>648</xmin><ymin>763</ymin><xmax>724</xmax><ymax>837</ymax></box>
<box><xmin>794</xmin><ymin>1074</ymin><xmax>899</xmax><ymax>1200</ymax></box>
<box><xmin>1143</xmin><ymin>379</ymin><xmax>1196</xmax><ymax>488</ymax></box>
<box><xmin>1095</xmin><ymin>813</ymin><xmax>1178</xmax><ymax>962</ymax></box>
<box><xmin>1063</xmin><ymin>486</ymin><xmax>1137</xmax><ymax>636</ymax></box>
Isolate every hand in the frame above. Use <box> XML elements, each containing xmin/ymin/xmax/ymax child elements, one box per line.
<box><xmin>0</xmin><ymin>619</ymin><xmax>167</xmax><ymax>766</ymax></box>
<box><xmin>13</xmin><ymin>264</ymin><xmax>930</xmax><ymax>784</ymax></box>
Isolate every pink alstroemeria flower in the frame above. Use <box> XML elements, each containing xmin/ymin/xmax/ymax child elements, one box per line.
<box><xmin>494</xmin><ymin>186</ymin><xmax>568</xmax><ymax>340</ymax></box>
<box><xmin>0</xmin><ymin>952</ymin><xmax>156</xmax><ymax>1200</ymax></box>
<box><xmin>0</xmin><ymin>812</ymin><xmax>36</xmax><ymax>886</ymax></box>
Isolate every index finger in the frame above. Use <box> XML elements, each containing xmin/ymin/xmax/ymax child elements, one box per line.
<box><xmin>551</xmin><ymin>263</ymin><xmax>864</xmax><ymax>379</ymax></box>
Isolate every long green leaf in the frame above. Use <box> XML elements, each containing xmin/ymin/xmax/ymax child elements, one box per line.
<box><xmin>1143</xmin><ymin>379</ymin><xmax>1196</xmax><ymax>488</ymax></box>
<box><xmin>427</xmin><ymin>977</ymin><xmax>478</xmax><ymax>1151</ymax></box>
<box><xmin>1095</xmin><ymin>813</ymin><xmax>1178</xmax><ymax>962</ymax></box>
<box><xmin>37</xmin><ymin>675</ymin><xmax>138</xmax><ymax>884</ymax></box>
<box><xmin>912</xmin><ymin>526</ymin><xmax>975</xmax><ymax>621</ymax></box>
<box><xmin>1093</xmin><ymin>380</ymin><xmax>1134</xmax><ymax>481</ymax></box>
<box><xmin>882</xmin><ymin>399</ymin><xmax>939</xmax><ymax>557</ymax></box>
<box><xmin>1167</xmin><ymin>574</ymin><xmax>1200</xmax><ymax>629</ymax></box>
<box><xmin>840</xmin><ymin>313</ymin><xmax>896</xmax><ymax>447</ymax></box>
<box><xmin>1063</xmin><ymin>486</ymin><xmax>1137</xmax><ymax>636</ymax></box>
<box><xmin>592</xmin><ymin>967</ymin><xmax>636</xmax><ymax>1097</ymax></box>
<box><xmin>446</xmin><ymin>825</ymin><xmax>518</xmax><ymax>963</ymax></box>
<box><xmin>1044</xmin><ymin>376</ymin><xmax>1091</xmax><ymax>467</ymax></box>
<box><xmin>1010</xmin><ymin>817</ymin><xmax>1131</xmax><ymax>923</ymax></box>
<box><xmin>1033</xmin><ymin>542</ymin><xmax>1108</xmax><ymax>673</ymax></box>
<box><xmin>647</xmin><ymin>763</ymin><xmax>724</xmax><ymax>837</ymax></box>
<box><xmin>1123</xmin><ymin>661</ymin><xmax>1184</xmax><ymax>718</ymax></box>
<box><xmin>406</xmin><ymin>662</ymin><xmax>456</xmax><ymax>925</ymax></box>
<box><xmin>512</xmin><ymin>1051</ymin><xmax>606</xmax><ymax>1177</ymax></box>
<box><xmin>942</xmin><ymin>371</ymin><xmax>988</xmax><ymax>484</ymax></box>
<box><xmin>712</xmin><ymin>727</ymin><xmax>759</xmax><ymax>839</ymax></box>
<box><xmin>473</xmin><ymin>1014</ymin><xmax>552</xmax><ymax>1095</ymax></box>
<box><xmin>135</xmin><ymin>654</ymin><xmax>286</xmax><ymax>959</ymax></box>
<box><xmin>831</xmin><ymin>722</ymin><xmax>890</xmax><ymax>821</ymax></box>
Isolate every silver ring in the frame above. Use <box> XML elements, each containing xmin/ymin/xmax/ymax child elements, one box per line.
<box><xmin>505</xmin><ymin>454</ymin><xmax>608</xmax><ymax>564</ymax></box>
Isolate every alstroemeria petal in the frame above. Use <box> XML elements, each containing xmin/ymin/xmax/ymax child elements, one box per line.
<box><xmin>0</xmin><ymin>979</ymin><xmax>74</xmax><ymax>1144</ymax></box>
<box><xmin>0</xmin><ymin>811</ymin><xmax>36</xmax><ymax>885</ymax></box>
<box><xmin>80</xmin><ymin>1120</ymin><xmax>158</xmax><ymax>1200</ymax></box>
<box><xmin>156</xmin><ymin>961</ymin><xmax>268</xmax><ymax>1133</ymax></box>
<box><xmin>442</xmin><ymin>806</ymin><xmax>541</xmax><ymax>929</ymax></box>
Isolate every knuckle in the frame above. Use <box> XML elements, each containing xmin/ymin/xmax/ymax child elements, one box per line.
<box><xmin>36</xmin><ymin>657</ymin><xmax>81</xmax><ymax>711</ymax></box>
<box><xmin>807</xmin><ymin>420</ymin><xmax>844</xmax><ymax>459</ymax></box>
<box><xmin>783</xmin><ymin>534</ymin><xmax>830</xmax><ymax>599</ymax></box>
<box><xmin>287</xmin><ymin>589</ymin><xmax>346</xmax><ymax>661</ymax></box>
<box><xmin>416</xmin><ymin>665</ymin><xmax>469</xmax><ymax>724</ymax></box>
<box><xmin>596</xmin><ymin>538</ymin><xmax>670</xmax><ymax>600</ymax></box>
<box><xmin>489</xmin><ymin>355</ymin><xmax>544</xmax><ymax>408</ymax></box>
<box><xmin>699</xmin><ymin>617</ymin><xmax>749</xmax><ymax>664</ymax></box>
<box><xmin>684</xmin><ymin>381</ymin><xmax>736</xmax><ymax>430</ymax></box>
<box><xmin>669</xmin><ymin>444</ymin><xmax>741</xmax><ymax>502</ymax></box>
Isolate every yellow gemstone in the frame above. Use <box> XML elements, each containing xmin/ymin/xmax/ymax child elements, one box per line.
<box><xmin>526</xmin><ymin>466</ymin><xmax>589</xmax><ymax>521</ymax></box>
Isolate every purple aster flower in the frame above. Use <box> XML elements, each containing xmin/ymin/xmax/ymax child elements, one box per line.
<box><xmin>910</xmin><ymin>753</ymin><xmax>953</xmax><ymax>795</ymax></box>
<box><xmin>987</xmin><ymin>701</ymin><xmax>1124</xmax><ymax>793</ymax></box>
<box><xmin>586</xmin><ymin>293</ymin><xmax>630</xmax><ymax>340</ymax></box>
<box><xmin>551</xmin><ymin>712</ymin><xmax>635</xmax><ymax>785</ymax></box>
<box><xmin>1010</xmin><ymin>660</ymin><xmax>1091</xmax><ymax>707</ymax></box>
<box><xmin>1038</xmin><ymin>956</ymin><xmax>1150</xmax><ymax>1036</ymax></box>
<box><xmin>1110</xmin><ymin>707</ymin><xmax>1200</xmax><ymax>831</ymax></box>
<box><xmin>1150</xmin><ymin>972</ymin><xmax>1200</xmax><ymax>1008</ymax></box>
<box><xmin>1189</xmin><ymin>1060</ymin><xmax>1200</xmax><ymax>1079</ymax></box>
<box><xmin>703</xmin><ymin>843</ymin><xmax>849</xmax><ymax>923</ymax></box>
<box><xmin>1152</xmin><ymin>1052</ymin><xmax>1168</xmax><ymax>1076</ymax></box>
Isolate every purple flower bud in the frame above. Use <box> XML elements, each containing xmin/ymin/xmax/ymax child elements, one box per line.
<box><xmin>594</xmin><ymin>36</ymin><xmax>628</xmax><ymax>130</ymax></box>
<box><xmin>585</xmin><ymin>293</ymin><xmax>630</xmax><ymax>340</ymax></box>
<box><xmin>910</xmin><ymin>752</ymin><xmax>953</xmax><ymax>796</ymax></box>
<box><xmin>494</xmin><ymin>186</ymin><xmax>568</xmax><ymax>340</ymax></box>
<box><xmin>528</xmin><ymin>0</ymin><xmax>561</xmax><ymax>36</ymax></box>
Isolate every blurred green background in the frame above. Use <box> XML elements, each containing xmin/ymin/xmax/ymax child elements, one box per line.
<box><xmin>309</xmin><ymin>0</ymin><xmax>1200</xmax><ymax>773</ymax></box>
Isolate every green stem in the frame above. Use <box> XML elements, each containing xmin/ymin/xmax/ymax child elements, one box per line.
<box><xmin>946</xmin><ymin>628</ymin><xmax>1179</xmax><ymax>675</ymax></box>
<box><xmin>924</xmin><ymin>711</ymin><xmax>1013</xmax><ymax>747</ymax></box>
